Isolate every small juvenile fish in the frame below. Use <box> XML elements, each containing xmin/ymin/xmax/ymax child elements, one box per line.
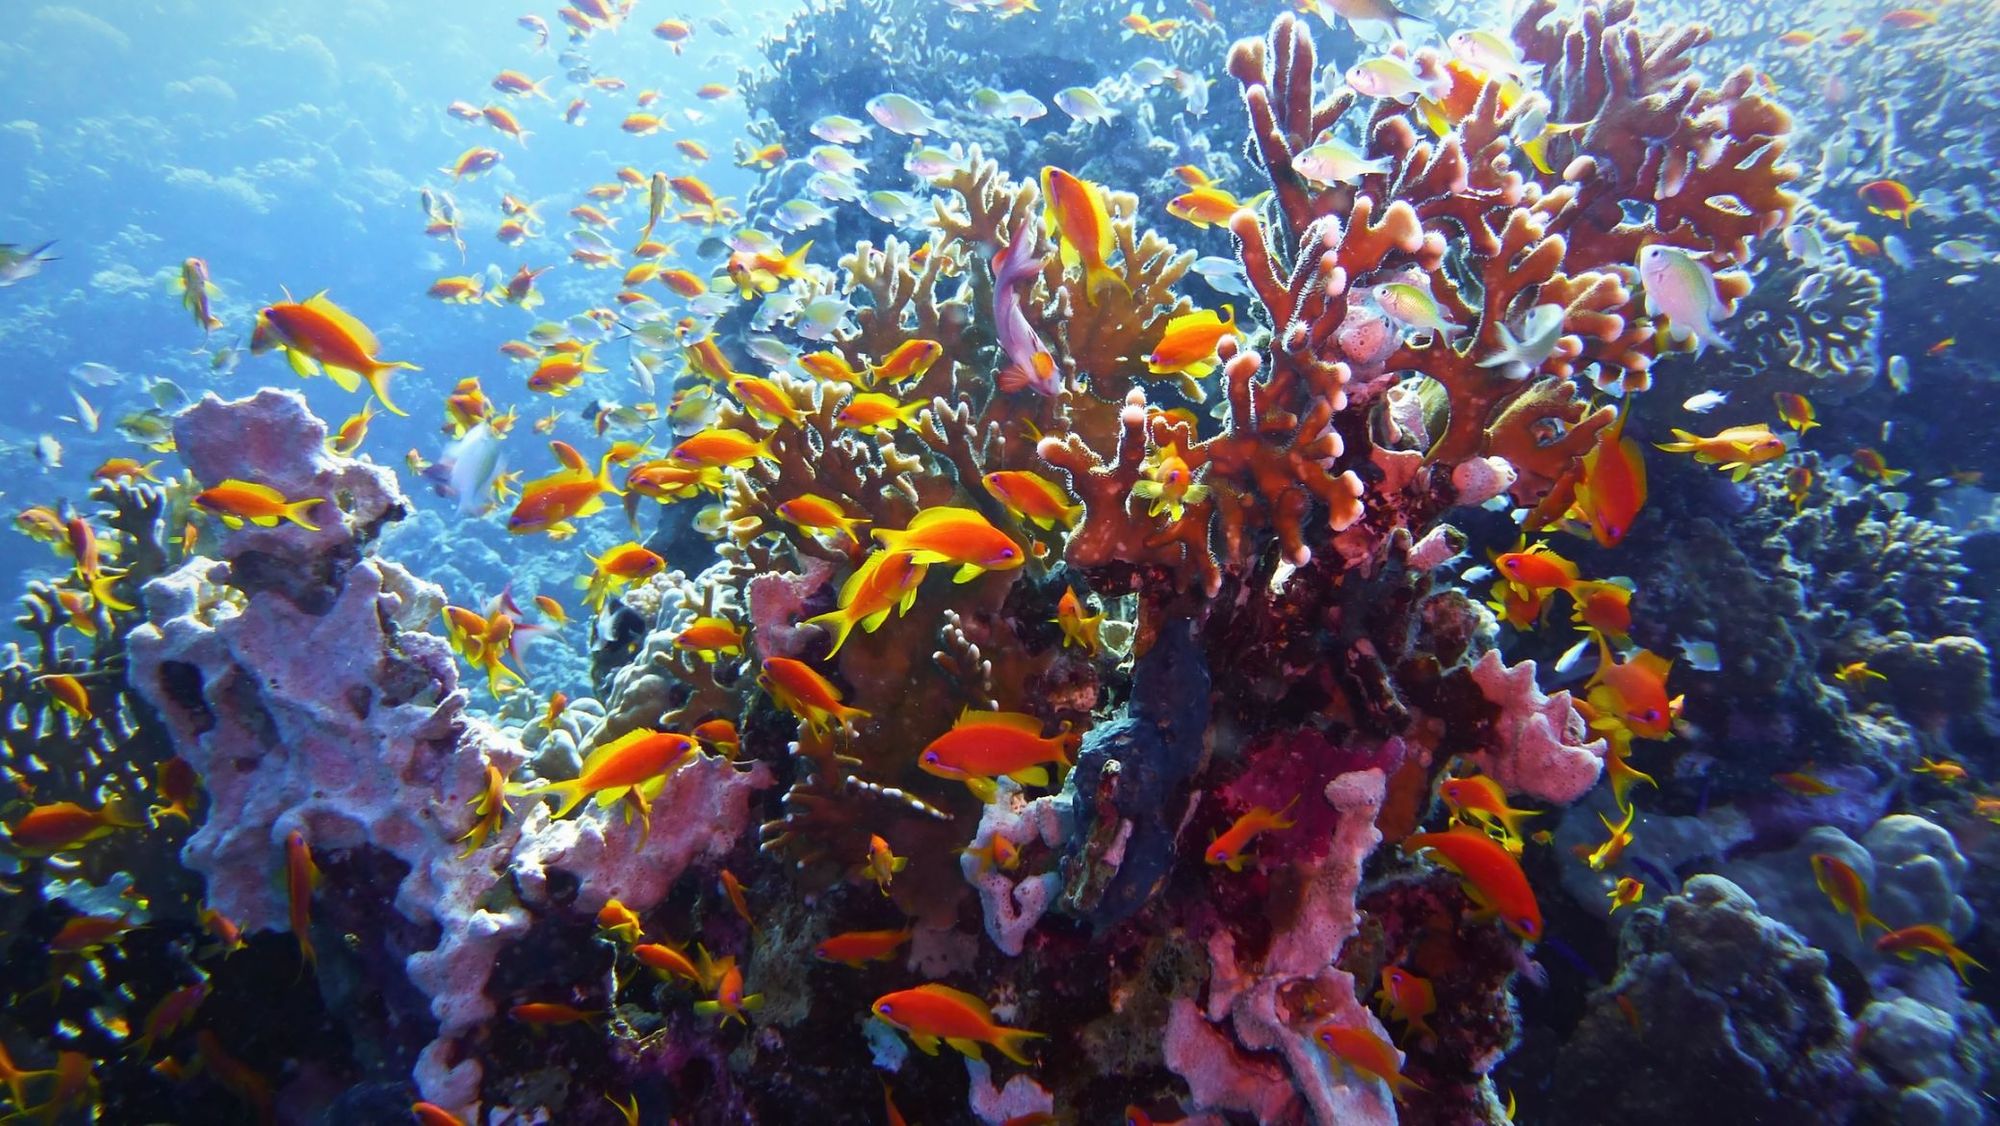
<box><xmin>1681</xmin><ymin>390</ymin><xmax>1729</xmax><ymax>413</ymax></box>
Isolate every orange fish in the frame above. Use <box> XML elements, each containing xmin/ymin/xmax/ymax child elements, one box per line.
<box><xmin>719</xmin><ymin>868</ymin><xmax>757</xmax><ymax>931</ymax></box>
<box><xmin>669</xmin><ymin>427</ymin><xmax>772</xmax><ymax>469</ymax></box>
<box><xmin>1374</xmin><ymin>966</ymin><xmax>1436</xmax><ymax>1040</ymax></box>
<box><xmin>1584</xmin><ymin>643</ymin><xmax>1682</xmax><ymax>746</ymax></box>
<box><xmin>1403</xmin><ymin>826</ymin><xmax>1542</xmax><ymax>941</ymax></box>
<box><xmin>1772</xmin><ymin>392</ymin><xmax>1818</xmax><ymax>435</ymax></box>
<box><xmin>581</xmin><ymin>542</ymin><xmax>665</xmax><ymax>611</ymax></box>
<box><xmin>1570</xmin><ymin>408</ymin><xmax>1647</xmax><ymax>548</ymax></box>
<box><xmin>693</xmin><ymin>953</ymin><xmax>762</xmax><ymax>1024</ymax></box>
<box><xmin>858</xmin><ymin>834</ymin><xmax>907</xmax><ymax>894</ymax></box>
<box><xmin>37</xmin><ymin>673</ymin><xmax>92</xmax><ymax>722</ymax></box>
<box><xmin>870</xmin><ymin>983</ymin><xmax>1045</xmax><ymax>1064</ymax></box>
<box><xmin>508</xmin><ymin>729</ymin><xmax>695</xmax><ymax>818</ymax></box>
<box><xmin>1147</xmin><ymin>305</ymin><xmax>1237</xmax><ymax>377</ymax></box>
<box><xmin>1582</xmin><ymin>803</ymin><xmax>1636</xmax><ymax>871</ymax></box>
<box><xmin>869</xmin><ymin>339</ymin><xmax>944</xmax><ymax>386</ymax></box>
<box><xmin>1607</xmin><ymin>876</ymin><xmax>1644</xmax><ymax>912</ymax></box>
<box><xmin>1773</xmin><ymin>770</ymin><xmax>1839</xmax><ymax>797</ymax></box>
<box><xmin>1205</xmin><ymin>798</ymin><xmax>1299</xmax><ymax>872</ymax></box>
<box><xmin>758</xmin><ymin>657</ymin><xmax>871</xmax><ymax>737</ymax></box>
<box><xmin>874</xmin><ymin>506</ymin><xmax>1024</xmax><ymax>583</ymax></box>
<box><xmin>508</xmin><ymin>442</ymin><xmax>620</xmax><ymax>538</ymax></box>
<box><xmin>815</xmin><ymin>928</ymin><xmax>913</xmax><ymax>968</ymax></box>
<box><xmin>454</xmin><ymin>763</ymin><xmax>510</xmax><ymax>857</ymax></box>
<box><xmin>674</xmin><ymin>616</ymin><xmax>747</xmax><ymax>661</ymax></box>
<box><xmin>983</xmin><ymin>470</ymin><xmax>1082</xmax><ymax>531</ymax></box>
<box><xmin>1438</xmin><ymin>774</ymin><xmax>1539</xmax><ymax>849</ymax></box>
<box><xmin>634</xmin><ymin>941</ymin><xmax>703</xmax><ymax>985</ymax></box>
<box><xmin>834</xmin><ymin>391</ymin><xmax>928</xmax><ymax>434</ymax></box>
<box><xmin>1166</xmin><ymin>185</ymin><xmax>1260</xmax><ymax>230</ymax></box>
<box><xmin>1492</xmin><ymin>542</ymin><xmax>1579</xmax><ymax>594</ymax></box>
<box><xmin>510</xmin><ymin>1001</ymin><xmax>597</xmax><ymax>1026</ymax></box>
<box><xmin>1053</xmin><ymin>587</ymin><xmax>1104</xmax><ymax>654</ymax></box>
<box><xmin>412</xmin><ymin>1103</ymin><xmax>467</xmax><ymax>1126</ymax></box>
<box><xmin>1568</xmin><ymin>580</ymin><xmax>1632</xmax><ymax>641</ymax></box>
<box><xmin>1811</xmin><ymin>853</ymin><xmax>1888</xmax><ymax>939</ymax></box>
<box><xmin>597</xmin><ymin>898</ymin><xmax>644</xmax><ymax>944</ymax></box>
<box><xmin>1875</xmin><ymin>924</ymin><xmax>1985</xmax><ymax>982</ymax></box>
<box><xmin>195</xmin><ymin>479</ymin><xmax>324</xmax><ymax>531</ymax></box>
<box><xmin>285</xmin><ymin>830</ymin><xmax>319</xmax><ymax>970</ymax></box>
<box><xmin>1313</xmin><ymin>1023</ymin><xmax>1421</xmax><ymax>1102</ymax></box>
<box><xmin>1040</xmin><ymin>166</ymin><xmax>1126</xmax><ymax>300</ymax></box>
<box><xmin>918</xmin><ymin>709</ymin><xmax>1077</xmax><ymax>802</ymax></box>
<box><xmin>152</xmin><ymin>756</ymin><xmax>201</xmax><ymax>824</ymax></box>
<box><xmin>257</xmin><ymin>292</ymin><xmax>420</xmax><ymax>415</ymax></box>
<box><xmin>7</xmin><ymin>799</ymin><xmax>143</xmax><ymax>854</ymax></box>
<box><xmin>1850</xmin><ymin>447</ymin><xmax>1910</xmax><ymax>486</ymax></box>
<box><xmin>1856</xmin><ymin>178</ymin><xmax>1920</xmax><ymax>225</ymax></box>
<box><xmin>1656</xmin><ymin>424</ymin><xmax>1788</xmax><ymax>481</ymax></box>
<box><xmin>775</xmin><ymin>494</ymin><xmax>868</xmax><ymax>545</ymax></box>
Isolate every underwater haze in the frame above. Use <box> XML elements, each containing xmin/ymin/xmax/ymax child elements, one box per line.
<box><xmin>0</xmin><ymin>0</ymin><xmax>1997</xmax><ymax>1123</ymax></box>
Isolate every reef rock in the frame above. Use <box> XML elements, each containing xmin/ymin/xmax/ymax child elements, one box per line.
<box><xmin>1549</xmin><ymin>875</ymin><xmax>1858</xmax><ymax>1125</ymax></box>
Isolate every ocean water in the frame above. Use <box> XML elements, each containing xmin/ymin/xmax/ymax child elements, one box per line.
<box><xmin>0</xmin><ymin>0</ymin><xmax>1995</xmax><ymax>1123</ymax></box>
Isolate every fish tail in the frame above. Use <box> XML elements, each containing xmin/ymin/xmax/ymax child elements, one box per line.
<box><xmin>364</xmin><ymin>362</ymin><xmax>413</xmax><ymax>417</ymax></box>
<box><xmin>805</xmin><ymin>608</ymin><xmax>858</xmax><ymax>656</ymax></box>
<box><xmin>990</xmin><ymin>1026</ymin><xmax>1046</xmax><ymax>1066</ymax></box>
<box><xmin>281</xmin><ymin>500</ymin><xmax>322</xmax><ymax>532</ymax></box>
<box><xmin>1949</xmin><ymin>946</ymin><xmax>1985</xmax><ymax>983</ymax></box>
<box><xmin>1085</xmin><ymin>260</ymin><xmax>1129</xmax><ymax>301</ymax></box>
<box><xmin>88</xmin><ymin>569</ymin><xmax>136</xmax><ymax>613</ymax></box>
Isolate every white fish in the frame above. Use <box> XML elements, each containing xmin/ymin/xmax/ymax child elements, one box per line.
<box><xmin>629</xmin><ymin>352</ymin><xmax>660</xmax><ymax>398</ymax></box>
<box><xmin>35</xmin><ymin>434</ymin><xmax>62</xmax><ymax>471</ymax></box>
<box><xmin>1883</xmin><ymin>234</ymin><xmax>1912</xmax><ymax>270</ymax></box>
<box><xmin>1554</xmin><ymin>636</ymin><xmax>1592</xmax><ymax>676</ymax></box>
<box><xmin>442</xmin><ymin>422</ymin><xmax>506</xmax><ymax>517</ymax></box>
<box><xmin>1194</xmin><ymin>255</ymin><xmax>1252</xmax><ymax>298</ymax></box>
<box><xmin>794</xmin><ymin>296</ymin><xmax>851</xmax><ymax>341</ymax></box>
<box><xmin>1001</xmin><ymin>91</ymin><xmax>1048</xmax><ymax>122</ymax></box>
<box><xmin>568</xmin><ymin>228</ymin><xmax>615</xmax><ymax>252</ymax></box>
<box><xmin>1782</xmin><ymin>223</ymin><xmax>1828</xmax><ymax>267</ymax></box>
<box><xmin>1344</xmin><ymin>56</ymin><xmax>1442</xmax><ymax>102</ymax></box>
<box><xmin>1677</xmin><ymin>638</ymin><xmax>1722</xmax><ymax>673</ymax></box>
<box><xmin>1681</xmin><ymin>390</ymin><xmax>1730</xmax><ymax>413</ymax></box>
<box><xmin>1291</xmin><ymin>138</ymin><xmax>1391</xmax><ymax>186</ymax></box>
<box><xmin>1945</xmin><ymin>273</ymin><xmax>1978</xmax><ymax>286</ymax></box>
<box><xmin>1933</xmin><ymin>238</ymin><xmax>1990</xmax><ymax>265</ymax></box>
<box><xmin>866</xmin><ymin>93</ymin><xmax>946</xmax><ymax>137</ymax></box>
<box><xmin>1792</xmin><ymin>273</ymin><xmax>1827</xmax><ymax>305</ymax></box>
<box><xmin>1637</xmin><ymin>244</ymin><xmax>1732</xmax><ymax>355</ymax></box>
<box><xmin>808</xmin><ymin>145</ymin><xmax>867</xmax><ymax>175</ymax></box>
<box><xmin>1476</xmin><ymin>303</ymin><xmax>1565</xmax><ymax>380</ymax></box>
<box><xmin>1125</xmin><ymin>59</ymin><xmax>1174</xmax><ymax>88</ymax></box>
<box><xmin>68</xmin><ymin>390</ymin><xmax>100</xmax><ymax>433</ymax></box>
<box><xmin>1448</xmin><ymin>28</ymin><xmax>1532</xmax><ymax>78</ymax></box>
<box><xmin>904</xmin><ymin>145</ymin><xmax>961</xmax><ymax>177</ymax></box>
<box><xmin>746</xmin><ymin>336</ymin><xmax>796</xmax><ymax>366</ymax></box>
<box><xmin>1175</xmin><ymin>70</ymin><xmax>1211</xmax><ymax>116</ymax></box>
<box><xmin>774</xmin><ymin>199</ymin><xmax>834</xmax><ymax>233</ymax></box>
<box><xmin>147</xmin><ymin>378</ymin><xmax>190</xmax><ymax>410</ymax></box>
<box><xmin>0</xmin><ymin>242</ymin><xmax>57</xmax><ymax>288</ymax></box>
<box><xmin>806</xmin><ymin>172</ymin><xmax>864</xmax><ymax>202</ymax></box>
<box><xmin>69</xmin><ymin>361</ymin><xmax>125</xmax><ymax>387</ymax></box>
<box><xmin>863</xmin><ymin>190</ymin><xmax>924</xmax><ymax>225</ymax></box>
<box><xmin>1460</xmin><ymin>564</ymin><xmax>1494</xmax><ymax>583</ymax></box>
<box><xmin>810</xmin><ymin>115</ymin><xmax>872</xmax><ymax>144</ymax></box>
<box><xmin>1054</xmin><ymin>86</ymin><xmax>1119</xmax><ymax>124</ymax></box>
<box><xmin>1886</xmin><ymin>354</ymin><xmax>1910</xmax><ymax>394</ymax></box>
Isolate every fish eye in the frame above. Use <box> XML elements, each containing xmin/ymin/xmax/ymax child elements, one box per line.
<box><xmin>1001</xmin><ymin>547</ymin><xmax>1016</xmax><ymax>559</ymax></box>
<box><xmin>922</xmin><ymin>751</ymin><xmax>939</xmax><ymax>764</ymax></box>
<box><xmin>1518</xmin><ymin>917</ymin><xmax>1540</xmax><ymax>936</ymax></box>
<box><xmin>877</xmin><ymin>1002</ymin><xmax>893</xmax><ymax>1014</ymax></box>
<box><xmin>1638</xmin><ymin>708</ymin><xmax>1661</xmax><ymax>723</ymax></box>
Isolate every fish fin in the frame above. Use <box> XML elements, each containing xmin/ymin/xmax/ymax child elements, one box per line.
<box><xmin>908</xmin><ymin>1032</ymin><xmax>942</xmax><ymax>1056</ymax></box>
<box><xmin>944</xmin><ymin>1037</ymin><xmax>984</xmax><ymax>1061</ymax></box>
<box><xmin>965</xmin><ymin>777</ymin><xmax>999</xmax><ymax>804</ymax></box>
<box><xmin>1008</xmin><ymin>766</ymin><xmax>1049</xmax><ymax>787</ymax></box>
<box><xmin>806</xmin><ymin>608</ymin><xmax>858</xmax><ymax>657</ymax></box>
<box><xmin>952</xmin><ymin>563</ymin><xmax>984</xmax><ymax>583</ymax></box>
<box><xmin>991</xmin><ymin>1027</ymin><xmax>1046</xmax><ymax>1066</ymax></box>
<box><xmin>282</xmin><ymin>500</ymin><xmax>322</xmax><ymax>532</ymax></box>
<box><xmin>304</xmin><ymin>293</ymin><xmax>383</xmax><ymax>354</ymax></box>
